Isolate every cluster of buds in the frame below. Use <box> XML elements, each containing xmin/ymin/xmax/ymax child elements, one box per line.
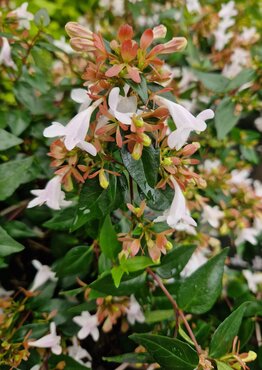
<box><xmin>65</xmin><ymin>22</ymin><xmax>187</xmax><ymax>90</ymax></box>
<box><xmin>118</xmin><ymin>200</ymin><xmax>173</xmax><ymax>262</ymax></box>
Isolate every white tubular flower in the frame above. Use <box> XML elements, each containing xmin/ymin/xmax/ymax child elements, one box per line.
<box><xmin>54</xmin><ymin>36</ymin><xmax>74</xmax><ymax>54</ymax></box>
<box><xmin>243</xmin><ymin>270</ymin><xmax>262</xmax><ymax>294</ymax></box>
<box><xmin>28</xmin><ymin>322</ymin><xmax>62</xmax><ymax>355</ymax></box>
<box><xmin>73</xmin><ymin>311</ymin><xmax>100</xmax><ymax>341</ymax></box>
<box><xmin>155</xmin><ymin>96</ymin><xmax>214</xmax><ymax>150</ymax></box>
<box><xmin>71</xmin><ymin>88</ymin><xmax>92</xmax><ymax>112</ymax></box>
<box><xmin>201</xmin><ymin>204</ymin><xmax>224</xmax><ymax>229</ymax></box>
<box><xmin>108</xmin><ymin>86</ymin><xmax>137</xmax><ymax>125</ymax></box>
<box><xmin>229</xmin><ymin>169</ymin><xmax>252</xmax><ymax>186</ymax></box>
<box><xmin>30</xmin><ymin>259</ymin><xmax>57</xmax><ymax>292</ymax></box>
<box><xmin>27</xmin><ymin>176</ymin><xmax>72</xmax><ymax>210</ymax></box>
<box><xmin>235</xmin><ymin>228</ymin><xmax>259</xmax><ymax>246</ymax></box>
<box><xmin>154</xmin><ymin>178</ymin><xmax>197</xmax><ymax>231</ymax></box>
<box><xmin>44</xmin><ymin>98</ymin><xmax>102</xmax><ymax>155</ymax></box>
<box><xmin>254</xmin><ymin>116</ymin><xmax>262</xmax><ymax>132</ymax></box>
<box><xmin>68</xmin><ymin>336</ymin><xmax>92</xmax><ymax>367</ymax></box>
<box><xmin>218</xmin><ymin>1</ymin><xmax>237</xmax><ymax>19</ymax></box>
<box><xmin>201</xmin><ymin>159</ymin><xmax>221</xmax><ymax>172</ymax></box>
<box><xmin>126</xmin><ymin>295</ymin><xmax>145</xmax><ymax>325</ymax></box>
<box><xmin>186</xmin><ymin>0</ymin><xmax>201</xmax><ymax>14</ymax></box>
<box><xmin>0</xmin><ymin>37</ymin><xmax>16</xmax><ymax>69</ymax></box>
<box><xmin>181</xmin><ymin>250</ymin><xmax>208</xmax><ymax>278</ymax></box>
<box><xmin>12</xmin><ymin>2</ymin><xmax>34</xmax><ymax>29</ymax></box>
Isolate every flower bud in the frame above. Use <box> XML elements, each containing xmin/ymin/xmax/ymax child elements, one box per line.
<box><xmin>161</xmin><ymin>37</ymin><xmax>187</xmax><ymax>54</ymax></box>
<box><xmin>65</xmin><ymin>22</ymin><xmax>93</xmax><ymax>39</ymax></box>
<box><xmin>132</xmin><ymin>143</ymin><xmax>143</xmax><ymax>160</ymax></box>
<box><xmin>142</xmin><ymin>133</ymin><xmax>151</xmax><ymax>147</ymax></box>
<box><xmin>153</xmin><ymin>25</ymin><xmax>167</xmax><ymax>40</ymax></box>
<box><xmin>165</xmin><ymin>241</ymin><xmax>173</xmax><ymax>251</ymax></box>
<box><xmin>181</xmin><ymin>142</ymin><xmax>200</xmax><ymax>156</ymax></box>
<box><xmin>133</xmin><ymin>116</ymin><xmax>144</xmax><ymax>127</ymax></box>
<box><xmin>70</xmin><ymin>37</ymin><xmax>96</xmax><ymax>52</ymax></box>
<box><xmin>161</xmin><ymin>157</ymin><xmax>173</xmax><ymax>166</ymax></box>
<box><xmin>99</xmin><ymin>169</ymin><xmax>109</xmax><ymax>189</ymax></box>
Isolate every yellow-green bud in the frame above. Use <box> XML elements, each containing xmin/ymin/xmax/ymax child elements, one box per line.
<box><xmin>162</xmin><ymin>157</ymin><xmax>173</xmax><ymax>166</ymax></box>
<box><xmin>142</xmin><ymin>134</ymin><xmax>151</xmax><ymax>147</ymax></box>
<box><xmin>165</xmin><ymin>241</ymin><xmax>173</xmax><ymax>251</ymax></box>
<box><xmin>99</xmin><ymin>169</ymin><xmax>109</xmax><ymax>189</ymax></box>
<box><xmin>133</xmin><ymin>116</ymin><xmax>144</xmax><ymax>127</ymax></box>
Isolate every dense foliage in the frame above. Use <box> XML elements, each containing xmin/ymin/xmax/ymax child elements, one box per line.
<box><xmin>0</xmin><ymin>1</ymin><xmax>261</xmax><ymax>369</ymax></box>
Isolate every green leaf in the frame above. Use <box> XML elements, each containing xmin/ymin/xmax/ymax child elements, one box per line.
<box><xmin>126</xmin><ymin>75</ymin><xmax>148</xmax><ymax>104</ymax></box>
<box><xmin>178</xmin><ymin>325</ymin><xmax>194</xmax><ymax>346</ymax></box>
<box><xmin>90</xmin><ymin>271</ymin><xmax>146</xmax><ymax>296</ymax></box>
<box><xmin>121</xmin><ymin>145</ymin><xmax>155</xmax><ymax>198</ymax></box>
<box><xmin>0</xmin><ymin>226</ymin><xmax>24</xmax><ymax>257</ymax></box>
<box><xmin>216</xmin><ymin>361</ymin><xmax>233</xmax><ymax>370</ymax></box>
<box><xmin>34</xmin><ymin>8</ymin><xmax>50</xmax><ymax>27</ymax></box>
<box><xmin>194</xmin><ymin>71</ymin><xmax>229</xmax><ymax>93</ymax></box>
<box><xmin>48</xmin><ymin>354</ymin><xmax>90</xmax><ymax>370</ymax></box>
<box><xmin>225</xmin><ymin>69</ymin><xmax>255</xmax><ymax>91</ymax></box>
<box><xmin>215</xmin><ymin>98</ymin><xmax>240</xmax><ymax>139</ymax></box>
<box><xmin>209</xmin><ymin>302</ymin><xmax>248</xmax><ymax>358</ymax></box>
<box><xmin>72</xmin><ymin>175</ymin><xmax>122</xmax><ymax>231</ymax></box>
<box><xmin>104</xmin><ymin>352</ymin><xmax>153</xmax><ymax>364</ymax></box>
<box><xmin>12</xmin><ymin>323</ymin><xmax>49</xmax><ymax>342</ymax></box>
<box><xmin>177</xmin><ymin>249</ymin><xmax>228</xmax><ymax>314</ymax></box>
<box><xmin>240</xmin><ymin>145</ymin><xmax>259</xmax><ymax>164</ymax></box>
<box><xmin>156</xmin><ymin>245</ymin><xmax>196</xmax><ymax>279</ymax></box>
<box><xmin>0</xmin><ymin>129</ymin><xmax>22</xmax><ymax>150</ymax></box>
<box><xmin>111</xmin><ymin>266</ymin><xmax>124</xmax><ymax>288</ymax></box>
<box><xmin>100</xmin><ymin>215</ymin><xmax>121</xmax><ymax>259</ymax></box>
<box><xmin>55</xmin><ymin>246</ymin><xmax>93</xmax><ymax>277</ymax></box>
<box><xmin>0</xmin><ymin>156</ymin><xmax>34</xmax><ymax>200</ymax></box>
<box><xmin>130</xmin><ymin>334</ymin><xmax>198</xmax><ymax>370</ymax></box>
<box><xmin>145</xmin><ymin>309</ymin><xmax>174</xmax><ymax>323</ymax></box>
<box><xmin>141</xmin><ymin>146</ymin><xmax>160</xmax><ymax>188</ymax></box>
<box><xmin>43</xmin><ymin>207</ymin><xmax>76</xmax><ymax>230</ymax></box>
<box><xmin>122</xmin><ymin>256</ymin><xmax>155</xmax><ymax>272</ymax></box>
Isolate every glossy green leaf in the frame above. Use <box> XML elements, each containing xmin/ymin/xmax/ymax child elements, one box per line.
<box><xmin>0</xmin><ymin>156</ymin><xmax>34</xmax><ymax>200</ymax></box>
<box><xmin>215</xmin><ymin>97</ymin><xmax>240</xmax><ymax>139</ymax></box>
<box><xmin>111</xmin><ymin>266</ymin><xmax>124</xmax><ymax>288</ymax></box>
<box><xmin>0</xmin><ymin>226</ymin><xmax>24</xmax><ymax>257</ymax></box>
<box><xmin>177</xmin><ymin>249</ymin><xmax>228</xmax><ymax>314</ymax></box>
<box><xmin>104</xmin><ymin>352</ymin><xmax>153</xmax><ymax>364</ymax></box>
<box><xmin>126</xmin><ymin>75</ymin><xmax>148</xmax><ymax>104</ymax></box>
<box><xmin>100</xmin><ymin>215</ymin><xmax>121</xmax><ymax>259</ymax></box>
<box><xmin>156</xmin><ymin>245</ymin><xmax>196</xmax><ymax>279</ymax></box>
<box><xmin>0</xmin><ymin>129</ymin><xmax>22</xmax><ymax>150</ymax></box>
<box><xmin>55</xmin><ymin>245</ymin><xmax>93</xmax><ymax>277</ymax></box>
<box><xmin>90</xmin><ymin>271</ymin><xmax>146</xmax><ymax>296</ymax></box>
<box><xmin>122</xmin><ymin>256</ymin><xmax>155</xmax><ymax>272</ymax></box>
<box><xmin>209</xmin><ymin>302</ymin><xmax>248</xmax><ymax>358</ymax></box>
<box><xmin>43</xmin><ymin>207</ymin><xmax>76</xmax><ymax>230</ymax></box>
<box><xmin>130</xmin><ymin>334</ymin><xmax>198</xmax><ymax>370</ymax></box>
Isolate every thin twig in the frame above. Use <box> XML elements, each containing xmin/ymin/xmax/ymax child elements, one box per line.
<box><xmin>147</xmin><ymin>268</ymin><xmax>202</xmax><ymax>355</ymax></box>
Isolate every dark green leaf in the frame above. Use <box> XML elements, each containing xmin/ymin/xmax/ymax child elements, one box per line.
<box><xmin>130</xmin><ymin>334</ymin><xmax>198</xmax><ymax>370</ymax></box>
<box><xmin>126</xmin><ymin>75</ymin><xmax>148</xmax><ymax>104</ymax></box>
<box><xmin>0</xmin><ymin>156</ymin><xmax>34</xmax><ymax>200</ymax></box>
<box><xmin>104</xmin><ymin>352</ymin><xmax>153</xmax><ymax>364</ymax></box>
<box><xmin>100</xmin><ymin>215</ymin><xmax>121</xmax><ymax>259</ymax></box>
<box><xmin>55</xmin><ymin>246</ymin><xmax>93</xmax><ymax>277</ymax></box>
<box><xmin>43</xmin><ymin>207</ymin><xmax>76</xmax><ymax>230</ymax></box>
<box><xmin>209</xmin><ymin>302</ymin><xmax>248</xmax><ymax>358</ymax></box>
<box><xmin>48</xmin><ymin>354</ymin><xmax>90</xmax><ymax>370</ymax></box>
<box><xmin>177</xmin><ymin>249</ymin><xmax>228</xmax><ymax>314</ymax></box>
<box><xmin>156</xmin><ymin>245</ymin><xmax>196</xmax><ymax>279</ymax></box>
<box><xmin>0</xmin><ymin>129</ymin><xmax>22</xmax><ymax>150</ymax></box>
<box><xmin>0</xmin><ymin>226</ymin><xmax>24</xmax><ymax>257</ymax></box>
<box><xmin>225</xmin><ymin>69</ymin><xmax>255</xmax><ymax>91</ymax></box>
<box><xmin>90</xmin><ymin>271</ymin><xmax>146</xmax><ymax>296</ymax></box>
